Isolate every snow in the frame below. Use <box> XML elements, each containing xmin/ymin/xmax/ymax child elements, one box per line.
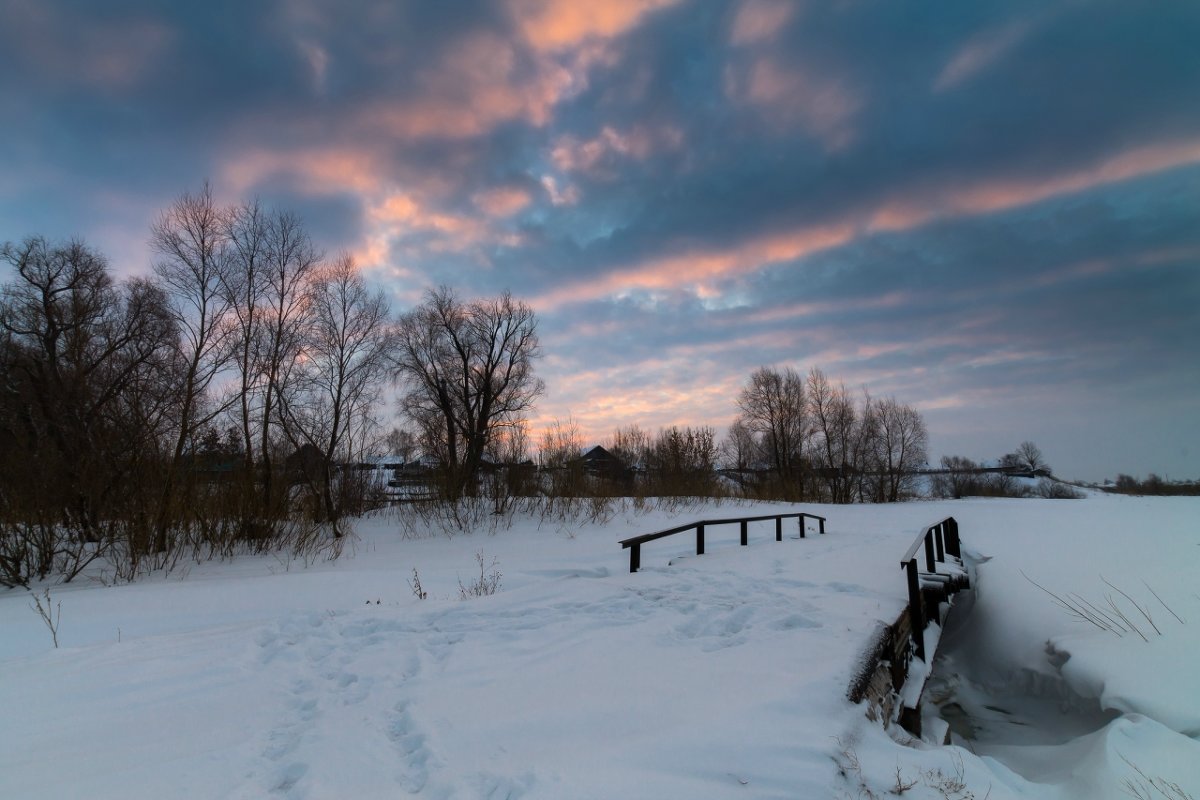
<box><xmin>1</xmin><ymin>494</ymin><xmax>1198</xmax><ymax>798</ymax></box>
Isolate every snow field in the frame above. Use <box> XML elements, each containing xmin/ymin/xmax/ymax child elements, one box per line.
<box><xmin>1</xmin><ymin>495</ymin><xmax>1198</xmax><ymax>799</ymax></box>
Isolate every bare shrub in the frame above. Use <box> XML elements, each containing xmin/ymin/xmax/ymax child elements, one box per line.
<box><xmin>28</xmin><ymin>587</ymin><xmax>62</xmax><ymax>648</ymax></box>
<box><xmin>409</xmin><ymin>567</ymin><xmax>428</xmax><ymax>600</ymax></box>
<box><xmin>1034</xmin><ymin>478</ymin><xmax>1084</xmax><ymax>499</ymax></box>
<box><xmin>459</xmin><ymin>552</ymin><xmax>501</xmax><ymax>599</ymax></box>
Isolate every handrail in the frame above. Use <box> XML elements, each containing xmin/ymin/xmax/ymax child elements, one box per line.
<box><xmin>619</xmin><ymin>511</ymin><xmax>826</xmax><ymax>573</ymax></box>
<box><xmin>900</xmin><ymin>516</ymin><xmax>961</xmax><ymax>661</ymax></box>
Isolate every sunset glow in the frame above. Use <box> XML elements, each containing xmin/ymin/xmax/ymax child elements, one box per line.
<box><xmin>1</xmin><ymin>0</ymin><xmax>1197</xmax><ymax>480</ymax></box>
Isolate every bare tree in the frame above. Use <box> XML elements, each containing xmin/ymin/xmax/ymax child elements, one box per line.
<box><xmin>384</xmin><ymin>427</ymin><xmax>419</xmax><ymax>462</ymax></box>
<box><xmin>719</xmin><ymin>419</ymin><xmax>759</xmax><ymax>471</ymax></box>
<box><xmin>277</xmin><ymin>255</ymin><xmax>393</xmax><ymax>535</ymax></box>
<box><xmin>608</xmin><ymin>424</ymin><xmax>650</xmax><ymax>470</ymax></box>
<box><xmin>0</xmin><ymin>237</ymin><xmax>177</xmax><ymax>581</ymax></box>
<box><xmin>647</xmin><ymin>426</ymin><xmax>718</xmax><ymax>497</ymax></box>
<box><xmin>736</xmin><ymin>366</ymin><xmax>808</xmax><ymax>491</ymax></box>
<box><xmin>1016</xmin><ymin>441</ymin><xmax>1048</xmax><ymax>474</ymax></box>
<box><xmin>150</xmin><ymin>182</ymin><xmax>237</xmax><ymax>552</ymax></box>
<box><xmin>253</xmin><ymin>209</ymin><xmax>321</xmax><ymax>514</ymax></box>
<box><xmin>220</xmin><ymin>199</ymin><xmax>269</xmax><ymax>470</ymax></box>
<box><xmin>807</xmin><ymin>368</ymin><xmax>858</xmax><ymax>503</ymax></box>
<box><xmin>394</xmin><ymin>287</ymin><xmax>543</xmax><ymax>499</ymax></box>
<box><xmin>873</xmin><ymin>396</ymin><xmax>928</xmax><ymax>502</ymax></box>
<box><xmin>932</xmin><ymin>455</ymin><xmax>980</xmax><ymax>499</ymax></box>
<box><xmin>539</xmin><ymin>416</ymin><xmax>585</xmax><ymax>500</ymax></box>
<box><xmin>539</xmin><ymin>416</ymin><xmax>583</xmax><ymax>469</ymax></box>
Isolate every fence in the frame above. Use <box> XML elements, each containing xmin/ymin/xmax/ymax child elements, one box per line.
<box><xmin>618</xmin><ymin>511</ymin><xmax>827</xmax><ymax>573</ymax></box>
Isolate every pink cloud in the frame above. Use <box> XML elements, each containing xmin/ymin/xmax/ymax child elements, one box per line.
<box><xmin>551</xmin><ymin>124</ymin><xmax>683</xmax><ymax>174</ymax></box>
<box><xmin>472</xmin><ymin>187</ymin><xmax>534</xmax><ymax>218</ymax></box>
<box><xmin>221</xmin><ymin>146</ymin><xmax>384</xmax><ymax>196</ymax></box>
<box><xmin>743</xmin><ymin>291</ymin><xmax>915</xmax><ymax>326</ymax></box>
<box><xmin>729</xmin><ymin>0</ymin><xmax>797</xmax><ymax>46</ymax></box>
<box><xmin>540</xmin><ymin>175</ymin><xmax>580</xmax><ymax>206</ymax></box>
<box><xmin>869</xmin><ymin>138</ymin><xmax>1200</xmax><ymax>232</ymax></box>
<box><xmin>509</xmin><ymin>0</ymin><xmax>680</xmax><ymax>53</ymax></box>
<box><xmin>530</xmin><ymin>223</ymin><xmax>855</xmax><ymax>309</ymax></box>
<box><xmin>356</xmin><ymin>32</ymin><xmax>569</xmax><ymax>139</ymax></box>
<box><xmin>935</xmin><ymin>17</ymin><xmax>1037</xmax><ymax>92</ymax></box>
<box><xmin>726</xmin><ymin>57</ymin><xmax>862</xmax><ymax>151</ymax></box>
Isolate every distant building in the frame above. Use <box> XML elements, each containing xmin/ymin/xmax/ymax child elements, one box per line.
<box><xmin>577</xmin><ymin>445</ymin><xmax>629</xmax><ymax>481</ymax></box>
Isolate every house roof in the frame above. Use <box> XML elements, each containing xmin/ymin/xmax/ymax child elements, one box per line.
<box><xmin>581</xmin><ymin>445</ymin><xmax>618</xmax><ymax>462</ymax></box>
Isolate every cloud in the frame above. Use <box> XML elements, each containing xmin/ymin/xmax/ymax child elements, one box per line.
<box><xmin>0</xmin><ymin>2</ymin><xmax>174</xmax><ymax>91</ymax></box>
<box><xmin>550</xmin><ymin>124</ymin><xmax>683</xmax><ymax>175</ymax></box>
<box><xmin>729</xmin><ymin>0</ymin><xmax>797</xmax><ymax>46</ymax></box>
<box><xmin>529</xmin><ymin>222</ymin><xmax>856</xmax><ymax>309</ymax></box>
<box><xmin>509</xmin><ymin>0</ymin><xmax>680</xmax><ymax>52</ymax></box>
<box><xmin>473</xmin><ymin>186</ymin><xmax>534</xmax><ymax>217</ymax></box>
<box><xmin>725</xmin><ymin>56</ymin><xmax>862</xmax><ymax>150</ymax></box>
<box><xmin>935</xmin><ymin>16</ymin><xmax>1037</xmax><ymax>92</ymax></box>
<box><xmin>869</xmin><ymin>138</ymin><xmax>1200</xmax><ymax>232</ymax></box>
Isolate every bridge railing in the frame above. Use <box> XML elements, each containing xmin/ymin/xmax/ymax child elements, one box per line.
<box><xmin>619</xmin><ymin>511</ymin><xmax>826</xmax><ymax>573</ymax></box>
<box><xmin>900</xmin><ymin>516</ymin><xmax>962</xmax><ymax>660</ymax></box>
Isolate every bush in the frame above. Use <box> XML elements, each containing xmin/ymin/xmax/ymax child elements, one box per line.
<box><xmin>1034</xmin><ymin>478</ymin><xmax>1084</xmax><ymax>499</ymax></box>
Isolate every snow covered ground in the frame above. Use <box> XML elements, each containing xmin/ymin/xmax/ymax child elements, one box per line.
<box><xmin>1</xmin><ymin>494</ymin><xmax>1197</xmax><ymax>799</ymax></box>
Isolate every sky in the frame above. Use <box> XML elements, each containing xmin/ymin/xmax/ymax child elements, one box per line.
<box><xmin>1</xmin><ymin>0</ymin><xmax>1198</xmax><ymax>482</ymax></box>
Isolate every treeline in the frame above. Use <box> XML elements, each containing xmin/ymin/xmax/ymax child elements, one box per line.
<box><xmin>530</xmin><ymin>366</ymin><xmax>930</xmax><ymax>505</ymax></box>
<box><xmin>727</xmin><ymin>366</ymin><xmax>928</xmax><ymax>503</ymax></box>
<box><xmin>0</xmin><ymin>185</ymin><xmax>542</xmax><ymax>586</ymax></box>
<box><xmin>0</xmin><ymin>188</ymin><xmax>390</xmax><ymax>586</ymax></box>
<box><xmin>1108</xmin><ymin>474</ymin><xmax>1200</xmax><ymax>496</ymax></box>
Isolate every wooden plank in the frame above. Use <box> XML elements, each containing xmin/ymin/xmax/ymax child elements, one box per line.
<box><xmin>906</xmin><ymin>558</ymin><xmax>925</xmax><ymax>661</ymax></box>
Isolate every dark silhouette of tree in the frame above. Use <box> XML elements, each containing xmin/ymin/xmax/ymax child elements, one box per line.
<box><xmin>0</xmin><ymin>237</ymin><xmax>176</xmax><ymax>582</ymax></box>
<box><xmin>150</xmin><ymin>182</ymin><xmax>237</xmax><ymax>552</ymax></box>
<box><xmin>735</xmin><ymin>366</ymin><xmax>808</xmax><ymax>490</ymax></box>
<box><xmin>394</xmin><ymin>287</ymin><xmax>543</xmax><ymax>499</ymax></box>
<box><xmin>276</xmin><ymin>255</ymin><xmax>392</xmax><ymax>535</ymax></box>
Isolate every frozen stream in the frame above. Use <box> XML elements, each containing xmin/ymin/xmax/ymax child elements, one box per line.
<box><xmin>924</xmin><ymin>564</ymin><xmax>1119</xmax><ymax>751</ymax></box>
<box><xmin>920</xmin><ymin>549</ymin><xmax>1199</xmax><ymax>799</ymax></box>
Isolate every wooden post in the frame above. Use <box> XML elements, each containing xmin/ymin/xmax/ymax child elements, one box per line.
<box><xmin>696</xmin><ymin>524</ymin><xmax>705</xmax><ymax>555</ymax></box>
<box><xmin>740</xmin><ymin>520</ymin><xmax>748</xmax><ymax>546</ymax></box>
<box><xmin>798</xmin><ymin>516</ymin><xmax>805</xmax><ymax>538</ymax></box>
<box><xmin>630</xmin><ymin>543</ymin><xmax>641</xmax><ymax>573</ymax></box>
<box><xmin>924</xmin><ymin>531</ymin><xmax>936</xmax><ymax>572</ymax></box>
<box><xmin>775</xmin><ymin>516</ymin><xmax>782</xmax><ymax>542</ymax></box>
<box><xmin>819</xmin><ymin>516</ymin><xmax>825</xmax><ymax>535</ymax></box>
<box><xmin>906</xmin><ymin>559</ymin><xmax>925</xmax><ymax>661</ymax></box>
<box><xmin>945</xmin><ymin>517</ymin><xmax>960</xmax><ymax>557</ymax></box>
<box><xmin>934</xmin><ymin>523</ymin><xmax>945</xmax><ymax>563</ymax></box>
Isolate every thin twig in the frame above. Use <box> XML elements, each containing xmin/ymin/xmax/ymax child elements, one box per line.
<box><xmin>1105</xmin><ymin>594</ymin><xmax>1149</xmax><ymax>642</ymax></box>
<box><xmin>1103</xmin><ymin>575</ymin><xmax>1161</xmax><ymax>636</ymax></box>
<box><xmin>1142</xmin><ymin>580</ymin><xmax>1184</xmax><ymax>625</ymax></box>
<box><xmin>1022</xmin><ymin>571</ymin><xmax>1117</xmax><ymax>634</ymax></box>
<box><xmin>1070</xmin><ymin>592</ymin><xmax>1129</xmax><ymax>633</ymax></box>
